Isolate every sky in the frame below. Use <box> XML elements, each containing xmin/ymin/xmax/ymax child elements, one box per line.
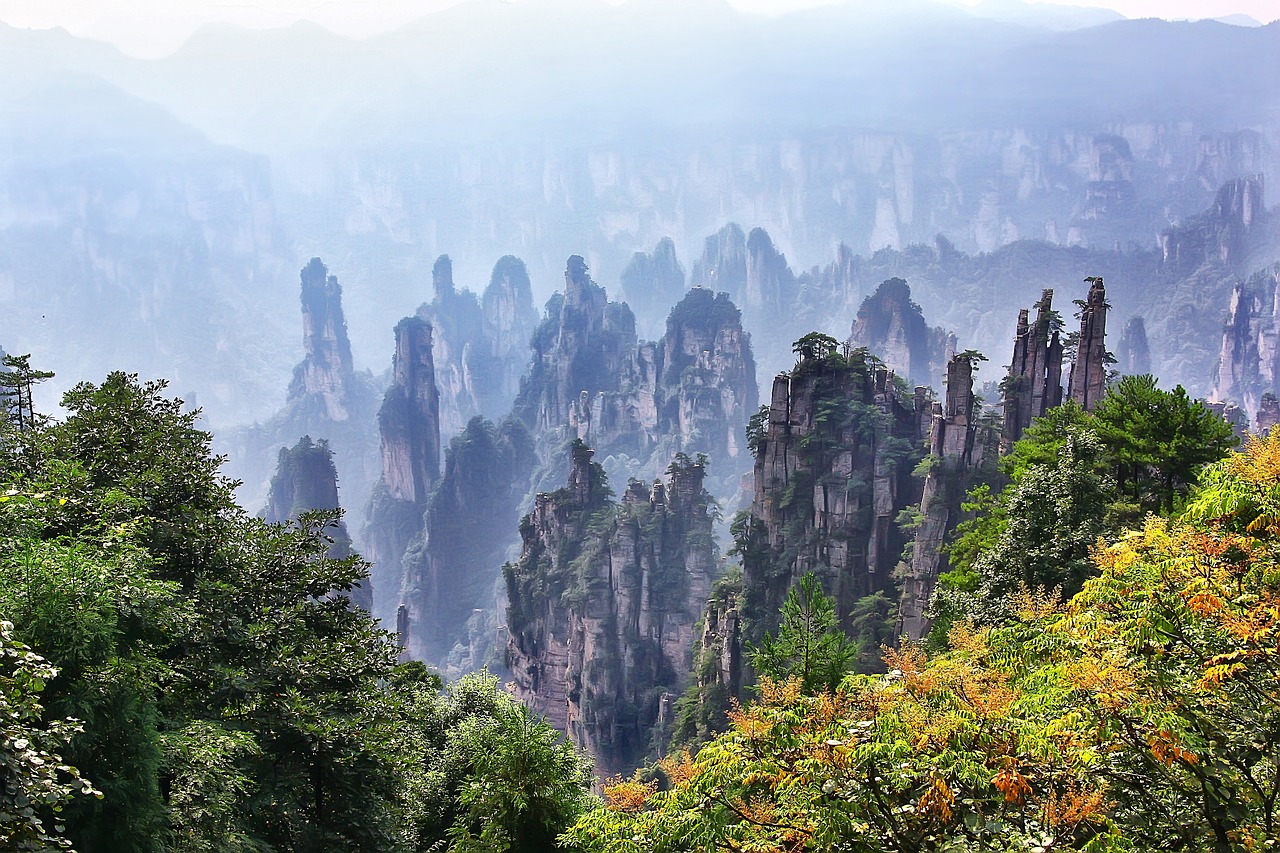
<box><xmin>0</xmin><ymin>0</ymin><xmax>1274</xmax><ymax>57</ymax></box>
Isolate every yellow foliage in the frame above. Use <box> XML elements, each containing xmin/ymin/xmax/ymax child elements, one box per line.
<box><xmin>603</xmin><ymin>776</ymin><xmax>658</xmax><ymax>813</ymax></box>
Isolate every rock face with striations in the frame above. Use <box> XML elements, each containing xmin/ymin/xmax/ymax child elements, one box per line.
<box><xmin>848</xmin><ymin>277</ymin><xmax>955</xmax><ymax>389</ymax></box>
<box><xmin>1211</xmin><ymin>263</ymin><xmax>1280</xmax><ymax>422</ymax></box>
<box><xmin>735</xmin><ymin>344</ymin><xmax>926</xmax><ymax>638</ymax></box>
<box><xmin>1002</xmin><ymin>290</ymin><xmax>1065</xmax><ymax>446</ymax></box>
<box><xmin>1117</xmin><ymin>316</ymin><xmax>1152</xmax><ymax>376</ymax></box>
<box><xmin>264</xmin><ymin>435</ymin><xmax>371</xmax><ymax>612</ymax></box>
<box><xmin>417</xmin><ymin>255</ymin><xmax>539</xmax><ymax>439</ymax></box>
<box><xmin>1160</xmin><ymin>176</ymin><xmax>1268</xmax><ymax>279</ymax></box>
<box><xmin>1067</xmin><ymin>277</ymin><xmax>1110</xmax><ymax>411</ymax></box>
<box><xmin>364</xmin><ymin>316</ymin><xmax>441</xmax><ymax>622</ymax></box>
<box><xmin>897</xmin><ymin>355</ymin><xmax>995</xmax><ymax>641</ymax></box>
<box><xmin>505</xmin><ymin>444</ymin><xmax>719</xmax><ymax>778</ymax></box>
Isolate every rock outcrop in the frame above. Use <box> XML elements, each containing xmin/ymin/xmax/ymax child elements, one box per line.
<box><xmin>1002</xmin><ymin>290</ymin><xmax>1065</xmax><ymax>446</ymax></box>
<box><xmin>735</xmin><ymin>344</ymin><xmax>926</xmax><ymax>636</ymax></box>
<box><xmin>1067</xmin><ymin>277</ymin><xmax>1110</xmax><ymax>411</ymax></box>
<box><xmin>364</xmin><ymin>315</ymin><xmax>441</xmax><ymax>622</ymax></box>
<box><xmin>897</xmin><ymin>355</ymin><xmax>994</xmax><ymax>641</ymax></box>
<box><xmin>263</xmin><ymin>435</ymin><xmax>371</xmax><ymax>612</ymax></box>
<box><xmin>1116</xmin><ymin>316</ymin><xmax>1151</xmax><ymax>376</ymax></box>
<box><xmin>417</xmin><ymin>255</ymin><xmax>539</xmax><ymax>439</ymax></box>
<box><xmin>505</xmin><ymin>444</ymin><xmax>719</xmax><ymax>778</ymax></box>
<box><xmin>1211</xmin><ymin>264</ymin><xmax>1280</xmax><ymax>421</ymax></box>
<box><xmin>1160</xmin><ymin>176</ymin><xmax>1268</xmax><ymax>279</ymax></box>
<box><xmin>690</xmin><ymin>224</ymin><xmax>748</xmax><ymax>302</ymax></box>
<box><xmin>848</xmin><ymin>277</ymin><xmax>955</xmax><ymax>389</ymax></box>
<box><xmin>289</xmin><ymin>258</ymin><xmax>358</xmax><ymax>422</ymax></box>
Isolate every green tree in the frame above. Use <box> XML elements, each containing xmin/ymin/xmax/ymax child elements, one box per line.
<box><xmin>750</xmin><ymin>574</ymin><xmax>857</xmax><ymax>695</ymax></box>
<box><xmin>0</xmin><ymin>354</ymin><xmax>54</xmax><ymax>432</ymax></box>
<box><xmin>0</xmin><ymin>620</ymin><xmax>99</xmax><ymax>852</ymax></box>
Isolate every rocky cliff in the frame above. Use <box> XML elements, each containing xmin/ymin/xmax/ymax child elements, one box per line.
<box><xmin>735</xmin><ymin>343</ymin><xmax>926</xmax><ymax>639</ymax></box>
<box><xmin>416</xmin><ymin>255</ymin><xmax>538</xmax><ymax>439</ymax></box>
<box><xmin>505</xmin><ymin>444</ymin><xmax>719</xmax><ymax>778</ymax></box>
<box><xmin>1002</xmin><ymin>290</ymin><xmax>1065</xmax><ymax>445</ymax></box>
<box><xmin>399</xmin><ymin>416</ymin><xmax>534</xmax><ymax>671</ymax></box>
<box><xmin>364</xmin><ymin>315</ymin><xmax>441</xmax><ymax>622</ymax></box>
<box><xmin>1211</xmin><ymin>263</ymin><xmax>1280</xmax><ymax>423</ymax></box>
<box><xmin>1067</xmin><ymin>277</ymin><xmax>1110</xmax><ymax>410</ymax></box>
<box><xmin>517</xmin><ymin>256</ymin><xmax>758</xmax><ymax>499</ymax></box>
<box><xmin>897</xmin><ymin>355</ymin><xmax>996</xmax><ymax>641</ymax></box>
<box><xmin>848</xmin><ymin>277</ymin><xmax>955</xmax><ymax>389</ymax></box>
<box><xmin>263</xmin><ymin>435</ymin><xmax>371</xmax><ymax>612</ymax></box>
<box><xmin>223</xmin><ymin>259</ymin><xmax>380</xmax><ymax>533</ymax></box>
<box><xmin>1160</xmin><ymin>176</ymin><xmax>1269</xmax><ymax>280</ymax></box>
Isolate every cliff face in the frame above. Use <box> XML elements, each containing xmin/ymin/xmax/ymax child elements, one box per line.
<box><xmin>1117</xmin><ymin>316</ymin><xmax>1152</xmax><ymax>376</ymax></box>
<box><xmin>264</xmin><ymin>435</ymin><xmax>371</xmax><ymax>612</ymax></box>
<box><xmin>364</xmin><ymin>315</ymin><xmax>441</xmax><ymax>622</ymax></box>
<box><xmin>1211</xmin><ymin>264</ymin><xmax>1280</xmax><ymax>423</ymax></box>
<box><xmin>848</xmin><ymin>277</ymin><xmax>954</xmax><ymax>389</ymax></box>
<box><xmin>897</xmin><ymin>356</ymin><xmax>996</xmax><ymax>641</ymax></box>
<box><xmin>401</xmin><ymin>416</ymin><xmax>534</xmax><ymax>670</ymax></box>
<box><xmin>505</xmin><ymin>445</ymin><xmax>718</xmax><ymax>778</ymax></box>
<box><xmin>415</xmin><ymin>255</ymin><xmax>537</xmax><ymax>439</ymax></box>
<box><xmin>690</xmin><ymin>224</ymin><xmax>749</xmax><ymax>303</ymax></box>
<box><xmin>736</xmin><ymin>346</ymin><xmax>926</xmax><ymax>637</ymax></box>
<box><xmin>1160</xmin><ymin>176</ymin><xmax>1268</xmax><ymax>279</ymax></box>
<box><xmin>1067</xmin><ymin>277</ymin><xmax>1110</xmax><ymax>411</ymax></box>
<box><xmin>1002</xmin><ymin>290</ymin><xmax>1065</xmax><ymax>446</ymax></box>
<box><xmin>518</xmin><ymin>257</ymin><xmax>759</xmax><ymax>497</ymax></box>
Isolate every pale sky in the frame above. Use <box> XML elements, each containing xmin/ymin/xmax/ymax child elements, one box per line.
<box><xmin>0</xmin><ymin>0</ymin><xmax>1274</xmax><ymax>58</ymax></box>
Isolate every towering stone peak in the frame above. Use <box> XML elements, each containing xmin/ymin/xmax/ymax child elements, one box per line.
<box><xmin>432</xmin><ymin>254</ymin><xmax>456</xmax><ymax>299</ymax></box>
<box><xmin>1160</xmin><ymin>176</ymin><xmax>1268</xmax><ymax>278</ymax></box>
<box><xmin>264</xmin><ymin>434</ymin><xmax>344</xmax><ymax>525</ymax></box>
<box><xmin>690</xmin><ymin>223</ymin><xmax>748</xmax><ymax>300</ymax></box>
<box><xmin>898</xmin><ymin>354</ymin><xmax>995</xmax><ymax>641</ymax></box>
<box><xmin>416</xmin><ymin>253</ymin><xmax>538</xmax><ymax>438</ymax></box>
<box><xmin>738</xmin><ymin>344</ymin><xmax>926</xmax><ymax>638</ymax></box>
<box><xmin>1117</xmin><ymin>316</ymin><xmax>1151</xmax><ymax>376</ymax></box>
<box><xmin>514</xmin><ymin>256</ymin><xmax>639</xmax><ymax>433</ymax></box>
<box><xmin>1067</xmin><ymin>277</ymin><xmax>1110</xmax><ymax>411</ymax></box>
<box><xmin>620</xmin><ymin>238</ymin><xmax>687</xmax><ymax>337</ymax></box>
<box><xmin>848</xmin><ymin>277</ymin><xmax>954</xmax><ymax>389</ymax></box>
<box><xmin>656</xmin><ymin>287</ymin><xmax>759</xmax><ymax>467</ymax></box>
<box><xmin>744</xmin><ymin>227</ymin><xmax>798</xmax><ymax>317</ymax></box>
<box><xmin>379</xmin><ymin>316</ymin><xmax>441</xmax><ymax>506</ymax></box>
<box><xmin>505</xmin><ymin>449</ymin><xmax>719</xmax><ymax>778</ymax></box>
<box><xmin>399</xmin><ymin>415</ymin><xmax>534</xmax><ymax>669</ymax></box>
<box><xmin>1211</xmin><ymin>263</ymin><xmax>1280</xmax><ymax>421</ymax></box>
<box><xmin>1003</xmin><ymin>289</ymin><xmax>1065</xmax><ymax>446</ymax></box>
<box><xmin>263</xmin><ymin>435</ymin><xmax>370</xmax><ymax>611</ymax></box>
<box><xmin>288</xmin><ymin>257</ymin><xmax>357</xmax><ymax>422</ymax></box>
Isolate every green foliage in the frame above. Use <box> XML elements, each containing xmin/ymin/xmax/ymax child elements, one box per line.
<box><xmin>749</xmin><ymin>574</ymin><xmax>857</xmax><ymax>695</ymax></box>
<box><xmin>0</xmin><ymin>620</ymin><xmax>99</xmax><ymax>852</ymax></box>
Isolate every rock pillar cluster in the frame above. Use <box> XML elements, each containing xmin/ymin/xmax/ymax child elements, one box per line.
<box><xmin>288</xmin><ymin>258</ymin><xmax>357</xmax><ymax>422</ymax></box>
<box><xmin>1002</xmin><ymin>289</ymin><xmax>1064</xmax><ymax>446</ymax></box>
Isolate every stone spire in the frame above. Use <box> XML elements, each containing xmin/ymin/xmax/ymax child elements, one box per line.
<box><xmin>290</xmin><ymin>257</ymin><xmax>356</xmax><ymax>421</ymax></box>
<box><xmin>1067</xmin><ymin>277</ymin><xmax>1110</xmax><ymax>411</ymax></box>
<box><xmin>1003</xmin><ymin>289</ymin><xmax>1064</xmax><ymax>446</ymax></box>
<box><xmin>379</xmin><ymin>316</ymin><xmax>441</xmax><ymax>505</ymax></box>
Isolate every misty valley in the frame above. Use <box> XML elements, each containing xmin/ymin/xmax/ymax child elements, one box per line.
<box><xmin>2</xmin><ymin>1</ymin><xmax>1280</xmax><ymax>851</ymax></box>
